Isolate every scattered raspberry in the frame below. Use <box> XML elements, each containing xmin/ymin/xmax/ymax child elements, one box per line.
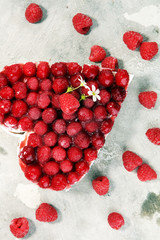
<box><xmin>19</xmin><ymin>146</ymin><xmax>35</xmax><ymax>165</ymax></box>
<box><xmin>43</xmin><ymin>132</ymin><xmax>57</xmax><ymax>147</ymax></box>
<box><xmin>0</xmin><ymin>86</ymin><xmax>14</xmax><ymax>100</ymax></box>
<box><xmin>0</xmin><ymin>73</ymin><xmax>8</xmax><ymax>89</ymax></box>
<box><xmin>37</xmin><ymin>92</ymin><xmax>51</xmax><ymax>109</ymax></box>
<box><xmin>89</xmin><ymin>45</ymin><xmax>106</xmax><ymax>62</ymax></box>
<box><xmin>52</xmin><ymin>146</ymin><xmax>66</xmax><ymax>162</ymax></box>
<box><xmin>37</xmin><ymin>62</ymin><xmax>50</xmax><ymax>79</ymax></box>
<box><xmin>111</xmin><ymin>87</ymin><xmax>126</xmax><ymax>102</ymax></box>
<box><xmin>67</xmin><ymin>122</ymin><xmax>82</xmax><ymax>136</ymax></box>
<box><xmin>62</xmin><ymin>112</ymin><xmax>77</xmax><ymax>121</ymax></box>
<box><xmin>34</xmin><ymin>121</ymin><xmax>48</xmax><ymax>136</ymax></box>
<box><xmin>18</xmin><ymin>117</ymin><xmax>33</xmax><ymax>131</ymax></box>
<box><xmin>85</xmin><ymin>121</ymin><xmax>98</xmax><ymax>133</ymax></box>
<box><xmin>70</xmin><ymin>74</ymin><xmax>82</xmax><ymax>88</ymax></box>
<box><xmin>115</xmin><ymin>69</ymin><xmax>129</xmax><ymax>88</ymax></box>
<box><xmin>74</xmin><ymin>132</ymin><xmax>90</xmax><ymax>149</ymax></box>
<box><xmin>67</xmin><ymin>172</ymin><xmax>79</xmax><ymax>185</ymax></box>
<box><xmin>106</xmin><ymin>101</ymin><xmax>121</xmax><ymax>116</ymax></box>
<box><xmin>36</xmin><ymin>203</ymin><xmax>58</xmax><ymax>222</ymax></box>
<box><xmin>72</xmin><ymin>13</ymin><xmax>93</xmax><ymax>34</ymax></box>
<box><xmin>11</xmin><ymin>100</ymin><xmax>28</xmax><ymax>118</ymax></box>
<box><xmin>25</xmin><ymin>3</ymin><xmax>43</xmax><ymax>23</ymax></box>
<box><xmin>26</xmin><ymin>92</ymin><xmax>38</xmax><ymax>106</ymax></box>
<box><xmin>4</xmin><ymin>64</ymin><xmax>22</xmax><ymax>83</ymax></box>
<box><xmin>43</xmin><ymin>161</ymin><xmax>60</xmax><ymax>175</ymax></box>
<box><xmin>146</xmin><ymin>128</ymin><xmax>160</xmax><ymax>145</ymax></box>
<box><xmin>52</xmin><ymin>119</ymin><xmax>66</xmax><ymax>134</ymax></box>
<box><xmin>0</xmin><ymin>114</ymin><xmax>4</xmax><ymax>124</ymax></box>
<box><xmin>123</xmin><ymin>31</ymin><xmax>143</xmax><ymax>50</ymax></box>
<box><xmin>84</xmin><ymin>148</ymin><xmax>97</xmax><ymax>162</ymax></box>
<box><xmin>23</xmin><ymin>62</ymin><xmax>36</xmax><ymax>77</ymax></box>
<box><xmin>58</xmin><ymin>134</ymin><xmax>71</xmax><ymax>148</ymax></box>
<box><xmin>51</xmin><ymin>62</ymin><xmax>67</xmax><ymax>77</ymax></box>
<box><xmin>52</xmin><ymin>77</ymin><xmax>69</xmax><ymax>94</ymax></box>
<box><xmin>40</xmin><ymin>79</ymin><xmax>52</xmax><ymax>91</ymax></box>
<box><xmin>68</xmin><ymin>146</ymin><xmax>82</xmax><ymax>162</ymax></box>
<box><xmin>138</xmin><ymin>91</ymin><xmax>157</xmax><ymax>109</ymax></box>
<box><xmin>122</xmin><ymin>151</ymin><xmax>143</xmax><ymax>171</ymax></box>
<box><xmin>92</xmin><ymin>176</ymin><xmax>110</xmax><ymax>195</ymax></box>
<box><xmin>25</xmin><ymin>164</ymin><xmax>42</xmax><ymax>182</ymax></box>
<box><xmin>59</xmin><ymin>93</ymin><xmax>80</xmax><ymax>115</ymax></box>
<box><xmin>140</xmin><ymin>42</ymin><xmax>158</xmax><ymax>60</ymax></box>
<box><xmin>13</xmin><ymin>82</ymin><xmax>27</xmax><ymax>99</ymax></box>
<box><xmin>27</xmin><ymin>133</ymin><xmax>42</xmax><ymax>148</ymax></box>
<box><xmin>91</xmin><ymin>133</ymin><xmax>105</xmax><ymax>150</ymax></box>
<box><xmin>83</xmin><ymin>97</ymin><xmax>94</xmax><ymax>108</ymax></box>
<box><xmin>27</xmin><ymin>77</ymin><xmax>39</xmax><ymax>91</ymax></box>
<box><xmin>101</xmin><ymin>56</ymin><xmax>118</xmax><ymax>70</ymax></box>
<box><xmin>137</xmin><ymin>163</ymin><xmax>157</xmax><ymax>181</ymax></box>
<box><xmin>78</xmin><ymin>107</ymin><xmax>93</xmax><ymax>121</ymax></box>
<box><xmin>51</xmin><ymin>174</ymin><xmax>67</xmax><ymax>191</ymax></box>
<box><xmin>28</xmin><ymin>107</ymin><xmax>41</xmax><ymax>120</ymax></box>
<box><xmin>42</xmin><ymin>108</ymin><xmax>57</xmax><ymax>124</ymax></box>
<box><xmin>99</xmin><ymin>89</ymin><xmax>111</xmax><ymax>105</ymax></box>
<box><xmin>67</xmin><ymin>62</ymin><xmax>82</xmax><ymax>76</ymax></box>
<box><xmin>52</xmin><ymin>94</ymin><xmax>61</xmax><ymax>109</ymax></box>
<box><xmin>83</xmin><ymin>64</ymin><xmax>99</xmax><ymax>80</ymax></box>
<box><xmin>60</xmin><ymin>160</ymin><xmax>73</xmax><ymax>173</ymax></box>
<box><xmin>4</xmin><ymin>116</ymin><xmax>17</xmax><ymax>129</ymax></box>
<box><xmin>0</xmin><ymin>99</ymin><xmax>11</xmax><ymax>114</ymax></box>
<box><xmin>101</xmin><ymin>119</ymin><xmax>113</xmax><ymax>135</ymax></box>
<box><xmin>38</xmin><ymin>176</ymin><xmax>51</xmax><ymax>188</ymax></box>
<box><xmin>98</xmin><ymin>70</ymin><xmax>114</xmax><ymax>87</ymax></box>
<box><xmin>94</xmin><ymin>105</ymin><xmax>107</xmax><ymax>121</ymax></box>
<box><xmin>37</xmin><ymin>146</ymin><xmax>51</xmax><ymax>165</ymax></box>
<box><xmin>75</xmin><ymin>161</ymin><xmax>89</xmax><ymax>175</ymax></box>
<box><xmin>10</xmin><ymin>217</ymin><xmax>29</xmax><ymax>238</ymax></box>
<box><xmin>108</xmin><ymin>212</ymin><xmax>125</xmax><ymax>230</ymax></box>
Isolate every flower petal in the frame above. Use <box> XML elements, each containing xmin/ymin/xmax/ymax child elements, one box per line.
<box><xmin>92</xmin><ymin>85</ymin><xmax>96</xmax><ymax>92</ymax></box>
<box><xmin>96</xmin><ymin>95</ymin><xmax>101</xmax><ymax>100</ymax></box>
<box><xmin>88</xmin><ymin>90</ymin><xmax>93</xmax><ymax>96</ymax></box>
<box><xmin>96</xmin><ymin>89</ymin><xmax>100</xmax><ymax>94</ymax></box>
<box><xmin>93</xmin><ymin>95</ymin><xmax>97</xmax><ymax>102</ymax></box>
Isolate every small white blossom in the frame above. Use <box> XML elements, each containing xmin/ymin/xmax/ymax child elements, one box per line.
<box><xmin>88</xmin><ymin>85</ymin><xmax>101</xmax><ymax>102</ymax></box>
<box><xmin>78</xmin><ymin>76</ymin><xmax>89</xmax><ymax>89</ymax></box>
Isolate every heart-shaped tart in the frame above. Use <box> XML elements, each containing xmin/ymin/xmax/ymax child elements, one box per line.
<box><xmin>0</xmin><ymin>62</ymin><xmax>131</xmax><ymax>191</ymax></box>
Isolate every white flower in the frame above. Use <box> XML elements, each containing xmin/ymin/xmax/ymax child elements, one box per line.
<box><xmin>78</xmin><ymin>75</ymin><xmax>89</xmax><ymax>89</ymax></box>
<box><xmin>88</xmin><ymin>85</ymin><xmax>101</xmax><ymax>102</ymax></box>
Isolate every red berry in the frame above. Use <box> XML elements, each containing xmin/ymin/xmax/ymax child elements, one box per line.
<box><xmin>92</xmin><ymin>176</ymin><xmax>110</xmax><ymax>195</ymax></box>
<box><xmin>78</xmin><ymin>107</ymin><xmax>93</xmax><ymax>121</ymax></box>
<box><xmin>123</xmin><ymin>31</ymin><xmax>143</xmax><ymax>50</ymax></box>
<box><xmin>115</xmin><ymin>69</ymin><xmax>129</xmax><ymax>87</ymax></box>
<box><xmin>74</xmin><ymin>132</ymin><xmax>90</xmax><ymax>149</ymax></box>
<box><xmin>85</xmin><ymin>121</ymin><xmax>98</xmax><ymax>133</ymax></box>
<box><xmin>94</xmin><ymin>105</ymin><xmax>107</xmax><ymax>121</ymax></box>
<box><xmin>40</xmin><ymin>79</ymin><xmax>52</xmax><ymax>91</ymax></box>
<box><xmin>60</xmin><ymin>160</ymin><xmax>73</xmax><ymax>173</ymax></box>
<box><xmin>10</xmin><ymin>217</ymin><xmax>29</xmax><ymax>238</ymax></box>
<box><xmin>27</xmin><ymin>77</ymin><xmax>39</xmax><ymax>91</ymax></box>
<box><xmin>19</xmin><ymin>146</ymin><xmax>35</xmax><ymax>165</ymax></box>
<box><xmin>42</xmin><ymin>108</ymin><xmax>57</xmax><ymax>124</ymax></box>
<box><xmin>38</xmin><ymin>176</ymin><xmax>51</xmax><ymax>188</ymax></box>
<box><xmin>13</xmin><ymin>82</ymin><xmax>27</xmax><ymax>99</ymax></box>
<box><xmin>70</xmin><ymin>74</ymin><xmax>82</xmax><ymax>87</ymax></box>
<box><xmin>101</xmin><ymin>56</ymin><xmax>118</xmax><ymax>70</ymax></box>
<box><xmin>83</xmin><ymin>97</ymin><xmax>94</xmax><ymax>108</ymax></box>
<box><xmin>37</xmin><ymin>62</ymin><xmax>50</xmax><ymax>79</ymax></box>
<box><xmin>43</xmin><ymin>132</ymin><xmax>57</xmax><ymax>147</ymax></box>
<box><xmin>59</xmin><ymin>93</ymin><xmax>80</xmax><ymax>115</ymax></box>
<box><xmin>0</xmin><ymin>86</ymin><xmax>14</xmax><ymax>99</ymax></box>
<box><xmin>138</xmin><ymin>91</ymin><xmax>157</xmax><ymax>109</ymax></box>
<box><xmin>34</xmin><ymin>121</ymin><xmax>48</xmax><ymax>136</ymax></box>
<box><xmin>99</xmin><ymin>89</ymin><xmax>111</xmax><ymax>105</ymax></box>
<box><xmin>101</xmin><ymin>119</ymin><xmax>113</xmax><ymax>135</ymax></box>
<box><xmin>28</xmin><ymin>107</ymin><xmax>41</xmax><ymax>120</ymax></box>
<box><xmin>51</xmin><ymin>174</ymin><xmax>67</xmax><ymax>191</ymax></box>
<box><xmin>23</xmin><ymin>62</ymin><xmax>36</xmax><ymax>76</ymax></box>
<box><xmin>5</xmin><ymin>64</ymin><xmax>22</xmax><ymax>83</ymax></box>
<box><xmin>4</xmin><ymin>116</ymin><xmax>17</xmax><ymax>129</ymax></box>
<box><xmin>43</xmin><ymin>161</ymin><xmax>60</xmax><ymax>175</ymax></box>
<box><xmin>111</xmin><ymin>87</ymin><xmax>126</xmax><ymax>102</ymax></box>
<box><xmin>84</xmin><ymin>148</ymin><xmax>97</xmax><ymax>162</ymax></box>
<box><xmin>58</xmin><ymin>134</ymin><xmax>71</xmax><ymax>149</ymax></box>
<box><xmin>62</xmin><ymin>112</ymin><xmax>77</xmax><ymax>121</ymax></box>
<box><xmin>72</xmin><ymin>13</ymin><xmax>93</xmax><ymax>34</ymax></box>
<box><xmin>52</xmin><ymin>77</ymin><xmax>69</xmax><ymax>94</ymax></box>
<box><xmin>0</xmin><ymin>73</ymin><xmax>8</xmax><ymax>89</ymax></box>
<box><xmin>83</xmin><ymin>64</ymin><xmax>99</xmax><ymax>80</ymax></box>
<box><xmin>140</xmin><ymin>42</ymin><xmax>158</xmax><ymax>60</ymax></box>
<box><xmin>37</xmin><ymin>92</ymin><xmax>51</xmax><ymax>109</ymax></box>
<box><xmin>52</xmin><ymin>119</ymin><xmax>66</xmax><ymax>134</ymax></box>
<box><xmin>25</xmin><ymin>164</ymin><xmax>42</xmax><ymax>182</ymax></box>
<box><xmin>52</xmin><ymin>94</ymin><xmax>61</xmax><ymax>109</ymax></box>
<box><xmin>137</xmin><ymin>163</ymin><xmax>157</xmax><ymax>181</ymax></box>
<box><xmin>67</xmin><ymin>122</ymin><xmax>82</xmax><ymax>136</ymax></box>
<box><xmin>12</xmin><ymin>100</ymin><xmax>28</xmax><ymax>118</ymax></box>
<box><xmin>0</xmin><ymin>99</ymin><xmax>11</xmax><ymax>114</ymax></box>
<box><xmin>81</xmin><ymin>80</ymin><xmax>98</xmax><ymax>95</ymax></box>
<box><xmin>18</xmin><ymin>117</ymin><xmax>33</xmax><ymax>131</ymax></box>
<box><xmin>51</xmin><ymin>62</ymin><xmax>67</xmax><ymax>77</ymax></box>
<box><xmin>68</xmin><ymin>146</ymin><xmax>83</xmax><ymax>162</ymax></box>
<box><xmin>0</xmin><ymin>114</ymin><xmax>4</xmax><ymax>123</ymax></box>
<box><xmin>108</xmin><ymin>212</ymin><xmax>124</xmax><ymax>230</ymax></box>
<box><xmin>106</xmin><ymin>101</ymin><xmax>120</xmax><ymax>116</ymax></box>
<box><xmin>89</xmin><ymin>45</ymin><xmax>106</xmax><ymax>62</ymax></box>
<box><xmin>98</xmin><ymin>70</ymin><xmax>114</xmax><ymax>87</ymax></box>
<box><xmin>25</xmin><ymin>3</ymin><xmax>43</xmax><ymax>23</ymax></box>
<box><xmin>27</xmin><ymin>133</ymin><xmax>42</xmax><ymax>148</ymax></box>
<box><xmin>26</xmin><ymin>92</ymin><xmax>38</xmax><ymax>106</ymax></box>
<box><xmin>122</xmin><ymin>151</ymin><xmax>143</xmax><ymax>172</ymax></box>
<box><xmin>146</xmin><ymin>128</ymin><xmax>160</xmax><ymax>145</ymax></box>
<box><xmin>91</xmin><ymin>133</ymin><xmax>105</xmax><ymax>150</ymax></box>
<box><xmin>67</xmin><ymin>172</ymin><xmax>79</xmax><ymax>184</ymax></box>
<box><xmin>75</xmin><ymin>161</ymin><xmax>89</xmax><ymax>175</ymax></box>
<box><xmin>37</xmin><ymin>146</ymin><xmax>51</xmax><ymax>165</ymax></box>
<box><xmin>36</xmin><ymin>203</ymin><xmax>58</xmax><ymax>222</ymax></box>
<box><xmin>67</xmin><ymin>62</ymin><xmax>82</xmax><ymax>76</ymax></box>
<box><xmin>52</xmin><ymin>146</ymin><xmax>66</xmax><ymax>162</ymax></box>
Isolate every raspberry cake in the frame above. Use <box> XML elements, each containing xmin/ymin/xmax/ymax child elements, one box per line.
<box><xmin>0</xmin><ymin>62</ymin><xmax>132</xmax><ymax>191</ymax></box>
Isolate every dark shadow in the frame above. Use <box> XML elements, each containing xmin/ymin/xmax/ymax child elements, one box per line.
<box><xmin>117</xmin><ymin>59</ymin><xmax>124</xmax><ymax>69</ymax></box>
<box><xmin>102</xmin><ymin>47</ymin><xmax>111</xmax><ymax>57</ymax></box>
<box><xmin>86</xmin><ymin>17</ymin><xmax>98</xmax><ymax>35</ymax></box>
<box><xmin>0</xmin><ymin>146</ymin><xmax>7</xmax><ymax>155</ymax></box>
<box><xmin>24</xmin><ymin>219</ymin><xmax>36</xmax><ymax>239</ymax></box>
<box><xmin>37</xmin><ymin>6</ymin><xmax>48</xmax><ymax>23</ymax></box>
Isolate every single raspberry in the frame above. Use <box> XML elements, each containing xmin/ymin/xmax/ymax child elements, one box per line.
<box><xmin>137</xmin><ymin>163</ymin><xmax>157</xmax><ymax>181</ymax></box>
<box><xmin>38</xmin><ymin>176</ymin><xmax>51</xmax><ymax>188</ymax></box>
<box><xmin>111</xmin><ymin>86</ymin><xmax>126</xmax><ymax>102</ymax></box>
<box><xmin>85</xmin><ymin>121</ymin><xmax>98</xmax><ymax>133</ymax></box>
<box><xmin>94</xmin><ymin>105</ymin><xmax>107</xmax><ymax>121</ymax></box>
<box><xmin>59</xmin><ymin>93</ymin><xmax>80</xmax><ymax>115</ymax></box>
<box><xmin>13</xmin><ymin>82</ymin><xmax>27</xmax><ymax>99</ymax></box>
<box><xmin>68</xmin><ymin>146</ymin><xmax>82</xmax><ymax>162</ymax></box>
<box><xmin>52</xmin><ymin>119</ymin><xmax>66</xmax><ymax>134</ymax></box>
<box><xmin>43</xmin><ymin>132</ymin><xmax>57</xmax><ymax>147</ymax></box>
<box><xmin>74</xmin><ymin>132</ymin><xmax>90</xmax><ymax>149</ymax></box>
<box><xmin>83</xmin><ymin>64</ymin><xmax>99</xmax><ymax>80</ymax></box>
<box><xmin>28</xmin><ymin>107</ymin><xmax>41</xmax><ymax>120</ymax></box>
<box><xmin>12</xmin><ymin>100</ymin><xmax>28</xmax><ymax>118</ymax></box>
<box><xmin>19</xmin><ymin>146</ymin><xmax>35</xmax><ymax>165</ymax></box>
<box><xmin>40</xmin><ymin>79</ymin><xmax>52</xmax><ymax>91</ymax></box>
<box><xmin>34</xmin><ymin>121</ymin><xmax>48</xmax><ymax>136</ymax></box>
<box><xmin>138</xmin><ymin>91</ymin><xmax>157</xmax><ymax>109</ymax></box>
<box><xmin>62</xmin><ymin>112</ymin><xmax>77</xmax><ymax>121</ymax></box>
<box><xmin>36</xmin><ymin>203</ymin><xmax>58</xmax><ymax>222</ymax></box>
<box><xmin>101</xmin><ymin>119</ymin><xmax>113</xmax><ymax>135</ymax></box>
<box><xmin>58</xmin><ymin>134</ymin><xmax>71</xmax><ymax>148</ymax></box>
<box><xmin>52</xmin><ymin>94</ymin><xmax>61</xmax><ymax>109</ymax></box>
<box><xmin>37</xmin><ymin>92</ymin><xmax>51</xmax><ymax>109</ymax></box>
<box><xmin>4</xmin><ymin>64</ymin><xmax>22</xmax><ymax>83</ymax></box>
<box><xmin>0</xmin><ymin>86</ymin><xmax>14</xmax><ymax>100</ymax></box>
<box><xmin>23</xmin><ymin>62</ymin><xmax>36</xmax><ymax>76</ymax></box>
<box><xmin>67</xmin><ymin>172</ymin><xmax>79</xmax><ymax>184</ymax></box>
<box><xmin>67</xmin><ymin>122</ymin><xmax>82</xmax><ymax>136</ymax></box>
<box><xmin>98</xmin><ymin>70</ymin><xmax>114</xmax><ymax>87</ymax></box>
<box><xmin>92</xmin><ymin>176</ymin><xmax>109</xmax><ymax>195</ymax></box>
<box><xmin>115</xmin><ymin>69</ymin><xmax>129</xmax><ymax>88</ymax></box>
<box><xmin>72</xmin><ymin>13</ymin><xmax>93</xmax><ymax>34</ymax></box>
<box><xmin>123</xmin><ymin>31</ymin><xmax>143</xmax><ymax>50</ymax></box>
<box><xmin>89</xmin><ymin>45</ymin><xmax>106</xmax><ymax>62</ymax></box>
<box><xmin>43</xmin><ymin>161</ymin><xmax>60</xmax><ymax>175</ymax></box>
<box><xmin>37</xmin><ymin>62</ymin><xmax>50</xmax><ymax>79</ymax></box>
<box><xmin>70</xmin><ymin>90</ymin><xmax>80</xmax><ymax>100</ymax></box>
<box><xmin>37</xmin><ymin>146</ymin><xmax>51</xmax><ymax>165</ymax></box>
<box><xmin>4</xmin><ymin>116</ymin><xmax>17</xmax><ymax>129</ymax></box>
<box><xmin>81</xmin><ymin>80</ymin><xmax>98</xmax><ymax>96</ymax></box>
<box><xmin>78</xmin><ymin>107</ymin><xmax>93</xmax><ymax>121</ymax></box>
<box><xmin>70</xmin><ymin>74</ymin><xmax>82</xmax><ymax>88</ymax></box>
<box><xmin>146</xmin><ymin>128</ymin><xmax>160</xmax><ymax>145</ymax></box>
<box><xmin>67</xmin><ymin>62</ymin><xmax>82</xmax><ymax>76</ymax></box>
<box><xmin>106</xmin><ymin>101</ymin><xmax>121</xmax><ymax>116</ymax></box>
<box><xmin>0</xmin><ymin>99</ymin><xmax>11</xmax><ymax>114</ymax></box>
<box><xmin>42</xmin><ymin>108</ymin><xmax>57</xmax><ymax>124</ymax></box>
<box><xmin>0</xmin><ymin>73</ymin><xmax>8</xmax><ymax>89</ymax></box>
<box><xmin>51</xmin><ymin>174</ymin><xmax>67</xmax><ymax>191</ymax></box>
<box><xmin>122</xmin><ymin>151</ymin><xmax>143</xmax><ymax>171</ymax></box>
<box><xmin>75</xmin><ymin>161</ymin><xmax>89</xmax><ymax>175</ymax></box>
<box><xmin>52</xmin><ymin>77</ymin><xmax>69</xmax><ymax>94</ymax></box>
<box><xmin>18</xmin><ymin>117</ymin><xmax>33</xmax><ymax>131</ymax></box>
<box><xmin>60</xmin><ymin>160</ymin><xmax>73</xmax><ymax>173</ymax></box>
<box><xmin>84</xmin><ymin>148</ymin><xmax>97</xmax><ymax>162</ymax></box>
<box><xmin>10</xmin><ymin>217</ymin><xmax>29</xmax><ymax>238</ymax></box>
<box><xmin>27</xmin><ymin>133</ymin><xmax>42</xmax><ymax>148</ymax></box>
<box><xmin>91</xmin><ymin>133</ymin><xmax>105</xmax><ymax>150</ymax></box>
<box><xmin>51</xmin><ymin>62</ymin><xmax>67</xmax><ymax>77</ymax></box>
<box><xmin>140</xmin><ymin>42</ymin><xmax>158</xmax><ymax>60</ymax></box>
<box><xmin>27</xmin><ymin>77</ymin><xmax>39</xmax><ymax>91</ymax></box>
<box><xmin>101</xmin><ymin>56</ymin><xmax>118</xmax><ymax>70</ymax></box>
<box><xmin>99</xmin><ymin>89</ymin><xmax>111</xmax><ymax>105</ymax></box>
<box><xmin>108</xmin><ymin>212</ymin><xmax>124</xmax><ymax>230</ymax></box>
<box><xmin>26</xmin><ymin>92</ymin><xmax>38</xmax><ymax>106</ymax></box>
<box><xmin>25</xmin><ymin>164</ymin><xmax>42</xmax><ymax>182</ymax></box>
<box><xmin>83</xmin><ymin>97</ymin><xmax>94</xmax><ymax>108</ymax></box>
<box><xmin>52</xmin><ymin>146</ymin><xmax>66</xmax><ymax>162</ymax></box>
<box><xmin>25</xmin><ymin>3</ymin><xmax>43</xmax><ymax>23</ymax></box>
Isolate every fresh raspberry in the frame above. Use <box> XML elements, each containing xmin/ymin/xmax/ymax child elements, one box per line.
<box><xmin>146</xmin><ymin>128</ymin><xmax>160</xmax><ymax>145</ymax></box>
<box><xmin>58</xmin><ymin>134</ymin><xmax>71</xmax><ymax>148</ymax></box>
<box><xmin>51</xmin><ymin>174</ymin><xmax>67</xmax><ymax>191</ymax></box>
<box><xmin>23</xmin><ymin>62</ymin><xmax>36</xmax><ymax>77</ymax></box>
<box><xmin>0</xmin><ymin>86</ymin><xmax>14</xmax><ymax>99</ymax></box>
<box><xmin>67</xmin><ymin>172</ymin><xmax>79</xmax><ymax>184</ymax></box>
<box><xmin>85</xmin><ymin>121</ymin><xmax>98</xmax><ymax>133</ymax></box>
<box><xmin>75</xmin><ymin>161</ymin><xmax>89</xmax><ymax>175</ymax></box>
<box><xmin>89</xmin><ymin>45</ymin><xmax>106</xmax><ymax>62</ymax></box>
<box><xmin>27</xmin><ymin>133</ymin><xmax>42</xmax><ymax>148</ymax></box>
<box><xmin>111</xmin><ymin>87</ymin><xmax>126</xmax><ymax>102</ymax></box>
<box><xmin>40</xmin><ymin>79</ymin><xmax>52</xmax><ymax>91</ymax></box>
<box><xmin>38</xmin><ymin>176</ymin><xmax>51</xmax><ymax>188</ymax></box>
<box><xmin>59</xmin><ymin>93</ymin><xmax>80</xmax><ymax>115</ymax></box>
<box><xmin>92</xmin><ymin>176</ymin><xmax>109</xmax><ymax>195</ymax></box>
<box><xmin>101</xmin><ymin>119</ymin><xmax>113</xmax><ymax>135</ymax></box>
<box><xmin>123</xmin><ymin>31</ymin><xmax>143</xmax><ymax>50</ymax></box>
<box><xmin>0</xmin><ymin>114</ymin><xmax>4</xmax><ymax>123</ymax></box>
<box><xmin>52</xmin><ymin>94</ymin><xmax>61</xmax><ymax>109</ymax></box>
<box><xmin>19</xmin><ymin>146</ymin><xmax>35</xmax><ymax>165</ymax></box>
<box><xmin>83</xmin><ymin>64</ymin><xmax>99</xmax><ymax>80</ymax></box>
<box><xmin>67</xmin><ymin>62</ymin><xmax>82</xmax><ymax>76</ymax></box>
<box><xmin>27</xmin><ymin>77</ymin><xmax>39</xmax><ymax>91</ymax></box>
<box><xmin>60</xmin><ymin>160</ymin><xmax>73</xmax><ymax>173</ymax></box>
<box><xmin>43</xmin><ymin>132</ymin><xmax>57</xmax><ymax>147</ymax></box>
<box><xmin>0</xmin><ymin>73</ymin><xmax>8</xmax><ymax>89</ymax></box>
<box><xmin>51</xmin><ymin>62</ymin><xmax>67</xmax><ymax>77</ymax></box>
<box><xmin>98</xmin><ymin>70</ymin><xmax>114</xmax><ymax>87</ymax></box>
<box><xmin>94</xmin><ymin>105</ymin><xmax>107</xmax><ymax>121</ymax></box>
<box><xmin>37</xmin><ymin>92</ymin><xmax>51</xmax><ymax>109</ymax></box>
<box><xmin>25</xmin><ymin>3</ymin><xmax>43</xmax><ymax>23</ymax></box>
<box><xmin>83</xmin><ymin>97</ymin><xmax>94</xmax><ymax>108</ymax></box>
<box><xmin>70</xmin><ymin>74</ymin><xmax>82</xmax><ymax>88</ymax></box>
<box><xmin>4</xmin><ymin>116</ymin><xmax>17</xmax><ymax>129</ymax></box>
<box><xmin>37</xmin><ymin>146</ymin><xmax>51</xmax><ymax>165</ymax></box>
<box><xmin>28</xmin><ymin>107</ymin><xmax>41</xmax><ymax>120</ymax></box>
<box><xmin>115</xmin><ymin>69</ymin><xmax>129</xmax><ymax>88</ymax></box>
<box><xmin>138</xmin><ymin>91</ymin><xmax>157</xmax><ymax>109</ymax></box>
<box><xmin>42</xmin><ymin>108</ymin><xmax>57</xmax><ymax>124</ymax></box>
<box><xmin>26</xmin><ymin>92</ymin><xmax>38</xmax><ymax>106</ymax></box>
<box><xmin>62</xmin><ymin>112</ymin><xmax>77</xmax><ymax>121</ymax></box>
<box><xmin>78</xmin><ymin>107</ymin><xmax>93</xmax><ymax>121</ymax></box>
<box><xmin>91</xmin><ymin>133</ymin><xmax>105</xmax><ymax>149</ymax></box>
<box><xmin>13</xmin><ymin>82</ymin><xmax>27</xmax><ymax>99</ymax></box>
<box><xmin>84</xmin><ymin>148</ymin><xmax>97</xmax><ymax>162</ymax></box>
<box><xmin>137</xmin><ymin>163</ymin><xmax>157</xmax><ymax>181</ymax></box>
<box><xmin>4</xmin><ymin>64</ymin><xmax>22</xmax><ymax>83</ymax></box>
<box><xmin>52</xmin><ymin>146</ymin><xmax>66</xmax><ymax>162</ymax></box>
<box><xmin>101</xmin><ymin>56</ymin><xmax>118</xmax><ymax>70</ymax></box>
<box><xmin>52</xmin><ymin>119</ymin><xmax>66</xmax><ymax>134</ymax></box>
<box><xmin>108</xmin><ymin>212</ymin><xmax>125</xmax><ymax>230</ymax></box>
<box><xmin>52</xmin><ymin>77</ymin><xmax>69</xmax><ymax>94</ymax></box>
<box><xmin>72</xmin><ymin>13</ymin><xmax>93</xmax><ymax>34</ymax></box>
<box><xmin>99</xmin><ymin>89</ymin><xmax>111</xmax><ymax>105</ymax></box>
<box><xmin>106</xmin><ymin>101</ymin><xmax>121</xmax><ymax>116</ymax></box>
<box><xmin>34</xmin><ymin>121</ymin><xmax>48</xmax><ymax>136</ymax></box>
<box><xmin>36</xmin><ymin>203</ymin><xmax>58</xmax><ymax>222</ymax></box>
<box><xmin>18</xmin><ymin>117</ymin><xmax>33</xmax><ymax>131</ymax></box>
<box><xmin>12</xmin><ymin>100</ymin><xmax>28</xmax><ymax>118</ymax></box>
<box><xmin>25</xmin><ymin>164</ymin><xmax>42</xmax><ymax>182</ymax></box>
<box><xmin>74</xmin><ymin>132</ymin><xmax>90</xmax><ymax>149</ymax></box>
<box><xmin>37</xmin><ymin>62</ymin><xmax>50</xmax><ymax>79</ymax></box>
<box><xmin>122</xmin><ymin>151</ymin><xmax>143</xmax><ymax>171</ymax></box>
<box><xmin>10</xmin><ymin>217</ymin><xmax>29</xmax><ymax>238</ymax></box>
<box><xmin>43</xmin><ymin>161</ymin><xmax>60</xmax><ymax>175</ymax></box>
<box><xmin>0</xmin><ymin>99</ymin><xmax>11</xmax><ymax>114</ymax></box>
<box><xmin>70</xmin><ymin>90</ymin><xmax>80</xmax><ymax>100</ymax></box>
<box><xmin>81</xmin><ymin>80</ymin><xmax>98</xmax><ymax>96</ymax></box>
<box><xmin>68</xmin><ymin>146</ymin><xmax>83</xmax><ymax>162</ymax></box>
<box><xmin>140</xmin><ymin>42</ymin><xmax>158</xmax><ymax>60</ymax></box>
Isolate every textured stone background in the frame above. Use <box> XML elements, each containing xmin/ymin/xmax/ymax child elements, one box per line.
<box><xmin>0</xmin><ymin>0</ymin><xmax>160</xmax><ymax>239</ymax></box>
